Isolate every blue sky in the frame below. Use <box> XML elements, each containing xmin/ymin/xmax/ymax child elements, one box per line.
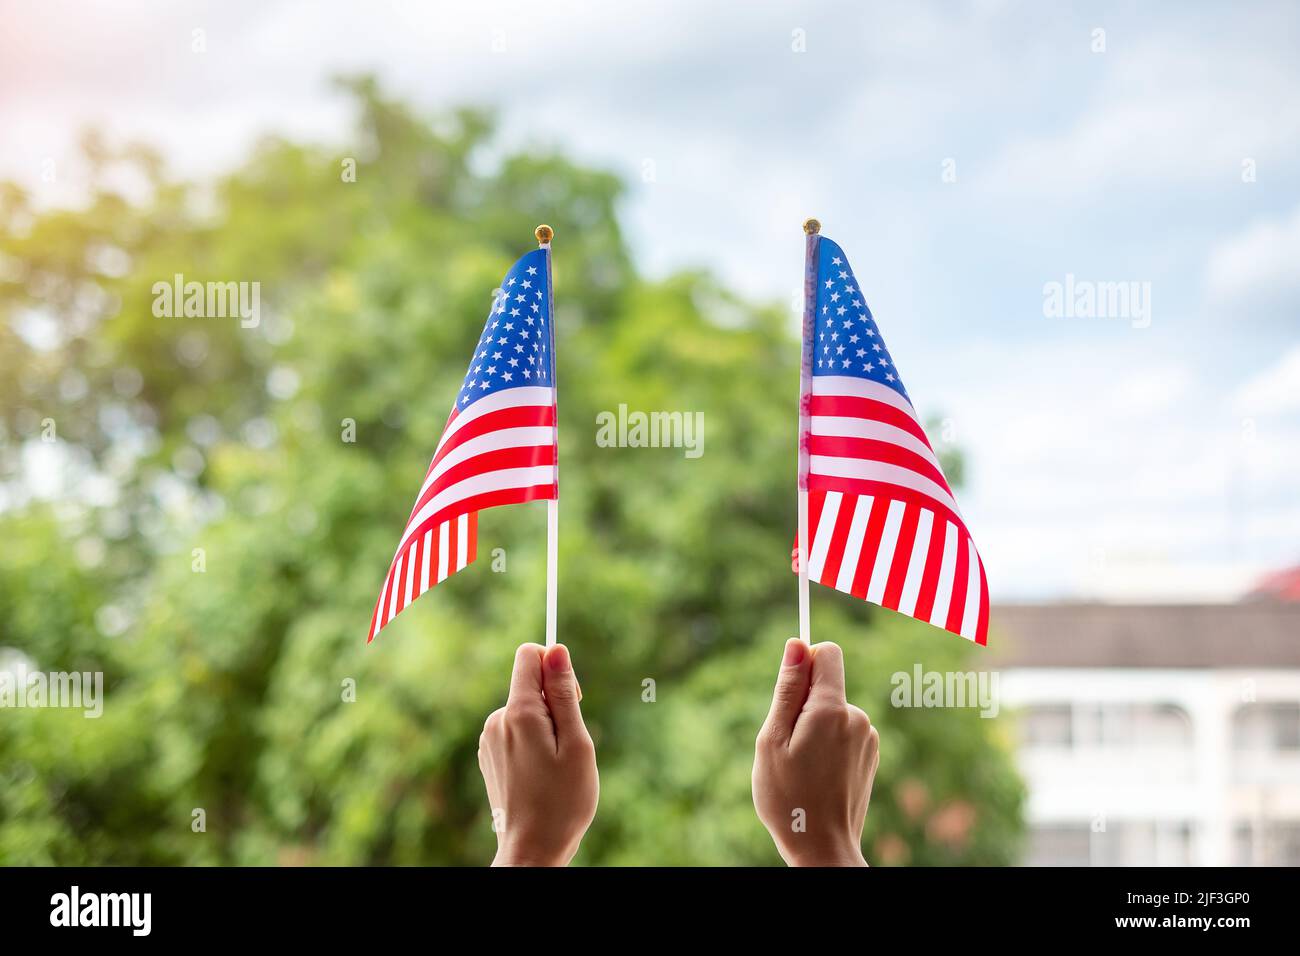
<box><xmin>3</xmin><ymin>0</ymin><xmax>1298</xmax><ymax>600</ymax></box>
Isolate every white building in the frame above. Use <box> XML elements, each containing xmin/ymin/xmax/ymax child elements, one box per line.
<box><xmin>993</xmin><ymin>602</ymin><xmax>1300</xmax><ymax>866</ymax></box>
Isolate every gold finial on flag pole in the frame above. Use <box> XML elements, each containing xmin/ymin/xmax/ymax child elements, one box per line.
<box><xmin>803</xmin><ymin>218</ymin><xmax>821</xmax><ymax>235</ymax></box>
<box><xmin>535</xmin><ymin>224</ymin><xmax>554</xmax><ymax>245</ymax></box>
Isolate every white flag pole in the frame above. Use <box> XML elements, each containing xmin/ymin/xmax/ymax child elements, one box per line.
<box><xmin>797</xmin><ymin>218</ymin><xmax>820</xmax><ymax>645</ymax></box>
<box><xmin>537</xmin><ymin>224</ymin><xmax>559</xmax><ymax>648</ymax></box>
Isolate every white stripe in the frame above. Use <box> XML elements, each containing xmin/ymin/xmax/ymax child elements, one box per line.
<box><xmin>457</xmin><ymin>513</ymin><xmax>469</xmax><ymax>568</ymax></box>
<box><xmin>387</xmin><ymin>557</ymin><xmax>401</xmax><ymax>621</ymax></box>
<box><xmin>420</xmin><ymin>529</ymin><xmax>432</xmax><ymax>594</ymax></box>
<box><xmin>807</xmin><ymin>491</ymin><xmax>841</xmax><ymax>583</ymax></box>
<box><xmin>896</xmin><ymin>508</ymin><xmax>934</xmax><ymax>617</ymax></box>
<box><xmin>834</xmin><ymin>495</ymin><xmax>873</xmax><ymax>594</ymax></box>
<box><xmin>377</xmin><ymin>569</ymin><xmax>393</xmax><ymax>629</ymax></box>
<box><xmin>928</xmin><ymin>522</ymin><xmax>959</xmax><ymax>628</ymax></box>
<box><xmin>866</xmin><ymin>499</ymin><xmax>907</xmax><ymax>605</ymax></box>
<box><xmin>808</xmin><ymin>456</ymin><xmax>963</xmax><ymax>519</ymax></box>
<box><xmin>811</xmin><ymin>375</ymin><xmax>918</xmax><ymax>417</ymax></box>
<box><xmin>399</xmin><ymin>465</ymin><xmax>554</xmax><ymax>553</ymax></box>
<box><xmin>403</xmin><ymin>543</ymin><xmax>415</xmax><ymax>607</ymax></box>
<box><xmin>434</xmin><ymin>386</ymin><xmax>553</xmax><ymax>458</ymax></box>
<box><xmin>810</xmin><ymin>416</ymin><xmax>946</xmax><ymax>478</ymax></box>
<box><xmin>416</xmin><ymin>425</ymin><xmax>555</xmax><ymax>509</ymax></box>
<box><xmin>437</xmin><ymin>520</ymin><xmax>450</xmax><ymax>582</ymax></box>
<box><xmin>959</xmin><ymin>538</ymin><xmax>981</xmax><ymax>640</ymax></box>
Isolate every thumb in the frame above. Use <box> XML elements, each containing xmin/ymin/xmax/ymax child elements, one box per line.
<box><xmin>763</xmin><ymin>638</ymin><xmax>812</xmax><ymax>742</ymax></box>
<box><xmin>542</xmin><ymin>644</ymin><xmax>587</xmax><ymax>744</ymax></box>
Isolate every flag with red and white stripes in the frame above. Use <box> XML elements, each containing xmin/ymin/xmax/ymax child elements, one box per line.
<box><xmin>367</xmin><ymin>247</ymin><xmax>557</xmax><ymax>642</ymax></box>
<box><xmin>796</xmin><ymin>236</ymin><xmax>988</xmax><ymax>644</ymax></box>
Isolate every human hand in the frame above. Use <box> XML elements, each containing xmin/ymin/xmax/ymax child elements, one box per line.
<box><xmin>752</xmin><ymin>638</ymin><xmax>879</xmax><ymax>866</ymax></box>
<box><xmin>478</xmin><ymin>642</ymin><xmax>599</xmax><ymax>866</ymax></box>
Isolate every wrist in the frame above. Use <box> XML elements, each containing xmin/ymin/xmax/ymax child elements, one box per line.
<box><xmin>491</xmin><ymin>847</ymin><xmax>571</xmax><ymax>867</ymax></box>
<box><xmin>780</xmin><ymin>838</ymin><xmax>868</xmax><ymax>867</ymax></box>
<box><xmin>491</xmin><ymin>834</ymin><xmax>579</xmax><ymax>867</ymax></box>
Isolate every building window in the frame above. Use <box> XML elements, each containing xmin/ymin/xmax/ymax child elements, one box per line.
<box><xmin>1233</xmin><ymin>703</ymin><xmax>1300</xmax><ymax>752</ymax></box>
<box><xmin>1022</xmin><ymin>705</ymin><xmax>1072</xmax><ymax>748</ymax></box>
<box><xmin>1091</xmin><ymin>821</ymin><xmax>1194</xmax><ymax>867</ymax></box>
<box><xmin>1020</xmin><ymin>703</ymin><xmax>1191</xmax><ymax>750</ymax></box>
<box><xmin>1234</xmin><ymin>821</ymin><xmax>1300</xmax><ymax>866</ymax></box>
<box><xmin>1024</xmin><ymin>821</ymin><xmax>1193</xmax><ymax>866</ymax></box>
<box><xmin>1024</xmin><ymin>824</ymin><xmax>1091</xmax><ymax>866</ymax></box>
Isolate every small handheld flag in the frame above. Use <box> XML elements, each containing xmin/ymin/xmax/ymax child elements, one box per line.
<box><xmin>794</xmin><ymin>220</ymin><xmax>988</xmax><ymax>645</ymax></box>
<box><xmin>367</xmin><ymin>226</ymin><xmax>560</xmax><ymax>644</ymax></box>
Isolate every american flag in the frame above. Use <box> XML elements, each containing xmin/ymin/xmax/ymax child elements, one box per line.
<box><xmin>796</xmin><ymin>236</ymin><xmax>988</xmax><ymax>644</ymax></box>
<box><xmin>367</xmin><ymin>247</ymin><xmax>557</xmax><ymax>643</ymax></box>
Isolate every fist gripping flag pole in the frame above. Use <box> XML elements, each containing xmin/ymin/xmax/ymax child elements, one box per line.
<box><xmin>366</xmin><ymin>225</ymin><xmax>560</xmax><ymax>645</ymax></box>
<box><xmin>794</xmin><ymin>219</ymin><xmax>989</xmax><ymax>645</ymax></box>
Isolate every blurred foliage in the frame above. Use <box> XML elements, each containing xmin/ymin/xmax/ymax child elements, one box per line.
<box><xmin>0</xmin><ymin>78</ymin><xmax>1023</xmax><ymax>865</ymax></box>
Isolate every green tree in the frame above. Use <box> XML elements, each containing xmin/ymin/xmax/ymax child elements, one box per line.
<box><xmin>0</xmin><ymin>78</ymin><xmax>1023</xmax><ymax>865</ymax></box>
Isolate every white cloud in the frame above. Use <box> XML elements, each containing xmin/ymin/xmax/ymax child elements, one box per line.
<box><xmin>1207</xmin><ymin>204</ymin><xmax>1300</xmax><ymax>320</ymax></box>
<box><xmin>1234</xmin><ymin>346</ymin><xmax>1300</xmax><ymax>415</ymax></box>
<box><xmin>925</xmin><ymin>340</ymin><xmax>1300</xmax><ymax>601</ymax></box>
<box><xmin>980</xmin><ymin>37</ymin><xmax>1300</xmax><ymax>200</ymax></box>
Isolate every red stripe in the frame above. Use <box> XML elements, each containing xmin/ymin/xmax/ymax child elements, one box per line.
<box><xmin>426</xmin><ymin>523</ymin><xmax>441</xmax><ymax>585</ymax></box>
<box><xmin>806</xmin><ymin>490</ymin><xmax>827</xmax><ymax>567</ymax></box>
<box><xmin>944</xmin><ymin>533</ymin><xmax>971</xmax><ymax>636</ymax></box>
<box><xmin>404</xmin><ymin>536</ymin><xmax>418</xmax><ymax>604</ymax></box>
<box><xmin>793</xmin><ymin>490</ymin><xmax>827</xmax><ymax>572</ymax></box>
<box><xmin>412</xmin><ymin>532</ymin><xmax>425</xmax><ymax>599</ymax></box>
<box><xmin>913</xmin><ymin>515</ymin><xmax>948</xmax><ymax>622</ymax></box>
<box><xmin>807</xmin><ymin>435</ymin><xmax>950</xmax><ymax>493</ymax></box>
<box><xmin>395</xmin><ymin>540</ymin><xmax>412</xmax><ymax>617</ymax></box>
<box><xmin>466</xmin><ymin>512</ymin><xmax>478</xmax><ymax>564</ymax></box>
<box><xmin>446</xmin><ymin>516</ymin><xmax>458</xmax><ymax>577</ymax></box>
<box><xmin>806</xmin><ymin>474</ymin><xmax>969</xmax><ymax>544</ymax></box>
<box><xmin>808</xmin><ymin>395</ymin><xmax>933</xmax><ymax>448</ymax></box>
<box><xmin>819</xmin><ymin>494</ymin><xmax>857</xmax><ymax>588</ymax></box>
<box><xmin>366</xmin><ymin>582</ymin><xmax>384</xmax><ymax>643</ymax></box>
<box><xmin>426</xmin><ymin>404</ymin><xmax>556</xmax><ymax>478</ymax></box>
<box><xmin>412</xmin><ymin>445</ymin><xmax>556</xmax><ymax>519</ymax></box>
<box><xmin>975</xmin><ymin>556</ymin><xmax>989</xmax><ymax>646</ymax></box>
<box><xmin>882</xmin><ymin>502</ymin><xmax>920</xmax><ymax>610</ymax></box>
<box><xmin>377</xmin><ymin>561</ymin><xmax>398</xmax><ymax>631</ymax></box>
<box><xmin>850</xmin><ymin>496</ymin><xmax>891</xmax><ymax>599</ymax></box>
<box><xmin>403</xmin><ymin>484</ymin><xmax>555</xmax><ymax>563</ymax></box>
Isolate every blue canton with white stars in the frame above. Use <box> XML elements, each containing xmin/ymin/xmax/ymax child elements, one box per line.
<box><xmin>813</xmin><ymin>237</ymin><xmax>909</xmax><ymax>402</ymax></box>
<box><xmin>456</xmin><ymin>248</ymin><xmax>553</xmax><ymax>410</ymax></box>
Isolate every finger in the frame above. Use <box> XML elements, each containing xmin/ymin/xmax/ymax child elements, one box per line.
<box><xmin>809</xmin><ymin>641</ymin><xmax>846</xmax><ymax>704</ymax></box>
<box><xmin>541</xmin><ymin>644</ymin><xmax>587</xmax><ymax>743</ymax></box>
<box><xmin>506</xmin><ymin>643</ymin><xmax>546</xmax><ymax>705</ymax></box>
<box><xmin>763</xmin><ymin>638</ymin><xmax>813</xmax><ymax>742</ymax></box>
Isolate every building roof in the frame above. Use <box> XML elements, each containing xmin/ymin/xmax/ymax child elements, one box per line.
<box><xmin>988</xmin><ymin>602</ymin><xmax>1300</xmax><ymax>668</ymax></box>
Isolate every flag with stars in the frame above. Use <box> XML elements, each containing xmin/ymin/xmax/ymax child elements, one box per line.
<box><xmin>796</xmin><ymin>236</ymin><xmax>988</xmax><ymax>644</ymax></box>
<box><xmin>367</xmin><ymin>247</ymin><xmax>557</xmax><ymax>642</ymax></box>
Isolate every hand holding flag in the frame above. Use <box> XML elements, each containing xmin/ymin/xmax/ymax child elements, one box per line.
<box><xmin>478</xmin><ymin>642</ymin><xmax>599</xmax><ymax>867</ymax></box>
